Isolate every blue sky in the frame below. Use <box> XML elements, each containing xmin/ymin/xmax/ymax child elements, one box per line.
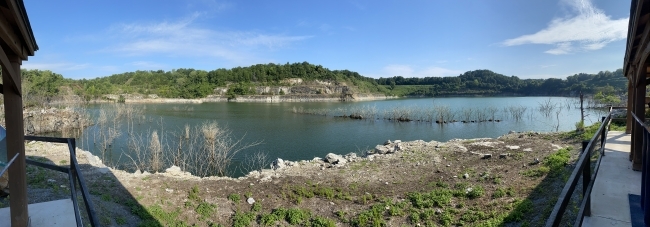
<box><xmin>22</xmin><ymin>0</ymin><xmax>630</xmax><ymax>79</ymax></box>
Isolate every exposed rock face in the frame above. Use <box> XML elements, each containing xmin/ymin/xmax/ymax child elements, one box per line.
<box><xmin>23</xmin><ymin>107</ymin><xmax>89</xmax><ymax>135</ymax></box>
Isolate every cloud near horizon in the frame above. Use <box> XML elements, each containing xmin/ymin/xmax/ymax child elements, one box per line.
<box><xmin>503</xmin><ymin>0</ymin><xmax>628</xmax><ymax>55</ymax></box>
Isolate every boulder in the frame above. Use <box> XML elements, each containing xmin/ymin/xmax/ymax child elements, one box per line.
<box><xmin>165</xmin><ymin>165</ymin><xmax>184</xmax><ymax>176</ymax></box>
<box><xmin>384</xmin><ymin>140</ymin><xmax>392</xmax><ymax>145</ymax></box>
<box><xmin>481</xmin><ymin>154</ymin><xmax>492</xmax><ymax>159</ymax></box>
<box><xmin>325</xmin><ymin>153</ymin><xmax>347</xmax><ymax>165</ymax></box>
<box><xmin>374</xmin><ymin>145</ymin><xmax>393</xmax><ymax>154</ymax></box>
<box><xmin>499</xmin><ymin>153</ymin><xmax>509</xmax><ymax>159</ymax></box>
<box><xmin>271</xmin><ymin>158</ymin><xmax>285</xmax><ymax>170</ymax></box>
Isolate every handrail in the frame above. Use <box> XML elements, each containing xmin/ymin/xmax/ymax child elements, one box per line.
<box><xmin>0</xmin><ymin>153</ymin><xmax>19</xmax><ymax>177</ymax></box>
<box><xmin>23</xmin><ymin>136</ymin><xmax>99</xmax><ymax>227</ymax></box>
<box><xmin>545</xmin><ymin>111</ymin><xmax>612</xmax><ymax>227</ymax></box>
<box><xmin>631</xmin><ymin>112</ymin><xmax>650</xmax><ymax>225</ymax></box>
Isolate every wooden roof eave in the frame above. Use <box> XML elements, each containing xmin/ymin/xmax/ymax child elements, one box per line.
<box><xmin>625</xmin><ymin>0</ymin><xmax>644</xmax><ymax>77</ymax></box>
<box><xmin>7</xmin><ymin>0</ymin><xmax>36</xmax><ymax>56</ymax></box>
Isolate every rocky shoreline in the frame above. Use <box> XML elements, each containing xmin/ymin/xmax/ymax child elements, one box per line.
<box><xmin>11</xmin><ymin>129</ymin><xmax>582</xmax><ymax>226</ymax></box>
<box><xmin>36</xmin><ymin>130</ymin><xmax>566</xmax><ymax>183</ymax></box>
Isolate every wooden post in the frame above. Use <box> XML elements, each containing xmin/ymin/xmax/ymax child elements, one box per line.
<box><xmin>3</xmin><ymin>55</ymin><xmax>28</xmax><ymax>226</ymax></box>
<box><xmin>628</xmin><ymin>76</ymin><xmax>634</xmax><ymax>134</ymax></box>
<box><xmin>633</xmin><ymin>64</ymin><xmax>646</xmax><ymax>171</ymax></box>
<box><xmin>582</xmin><ymin>141</ymin><xmax>591</xmax><ymax>216</ymax></box>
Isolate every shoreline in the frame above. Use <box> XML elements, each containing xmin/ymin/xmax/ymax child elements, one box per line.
<box><xmin>17</xmin><ymin>129</ymin><xmax>584</xmax><ymax>226</ymax></box>
<box><xmin>51</xmin><ymin>130</ymin><xmax>561</xmax><ymax>182</ymax></box>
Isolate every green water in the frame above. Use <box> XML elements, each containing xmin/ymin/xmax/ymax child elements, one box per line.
<box><xmin>76</xmin><ymin>96</ymin><xmax>605</xmax><ymax>177</ymax></box>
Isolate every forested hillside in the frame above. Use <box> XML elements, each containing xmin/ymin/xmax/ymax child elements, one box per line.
<box><xmin>15</xmin><ymin>62</ymin><xmax>627</xmax><ymax>101</ymax></box>
<box><xmin>377</xmin><ymin>69</ymin><xmax>627</xmax><ymax>96</ymax></box>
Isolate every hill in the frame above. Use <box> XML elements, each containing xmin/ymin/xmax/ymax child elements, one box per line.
<box><xmin>17</xmin><ymin>63</ymin><xmax>627</xmax><ymax>102</ymax></box>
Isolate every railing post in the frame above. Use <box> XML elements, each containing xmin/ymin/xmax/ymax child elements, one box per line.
<box><xmin>601</xmin><ymin>117</ymin><xmax>607</xmax><ymax>156</ymax></box>
<box><xmin>582</xmin><ymin>140</ymin><xmax>591</xmax><ymax>216</ymax></box>
<box><xmin>637</xmin><ymin>127</ymin><xmax>650</xmax><ymax>223</ymax></box>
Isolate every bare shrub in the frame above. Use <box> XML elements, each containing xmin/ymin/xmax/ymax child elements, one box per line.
<box><xmin>241</xmin><ymin>151</ymin><xmax>270</xmax><ymax>174</ymax></box>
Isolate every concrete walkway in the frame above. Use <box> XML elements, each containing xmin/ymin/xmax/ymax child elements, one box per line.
<box><xmin>0</xmin><ymin>199</ymin><xmax>76</xmax><ymax>227</ymax></box>
<box><xmin>583</xmin><ymin>131</ymin><xmax>640</xmax><ymax>227</ymax></box>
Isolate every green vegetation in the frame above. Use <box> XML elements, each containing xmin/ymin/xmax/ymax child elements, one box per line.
<box><xmin>378</xmin><ymin>69</ymin><xmax>626</xmax><ymax>97</ymax></box>
<box><xmin>521</xmin><ymin>147</ymin><xmax>571</xmax><ymax>178</ymax></box>
<box><xmin>14</xmin><ymin>64</ymin><xmax>625</xmax><ymax>102</ymax></box>
<box><xmin>228</xmin><ymin>193</ymin><xmax>241</xmax><ymax>203</ymax></box>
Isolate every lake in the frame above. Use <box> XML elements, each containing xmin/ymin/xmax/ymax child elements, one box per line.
<box><xmin>75</xmin><ymin>96</ymin><xmax>606</xmax><ymax>177</ymax></box>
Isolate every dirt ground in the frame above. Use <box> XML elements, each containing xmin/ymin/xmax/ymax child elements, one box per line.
<box><xmin>0</xmin><ymin>130</ymin><xmax>584</xmax><ymax>227</ymax></box>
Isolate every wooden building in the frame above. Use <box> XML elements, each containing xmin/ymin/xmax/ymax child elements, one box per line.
<box><xmin>625</xmin><ymin>0</ymin><xmax>650</xmax><ymax>172</ymax></box>
<box><xmin>0</xmin><ymin>0</ymin><xmax>38</xmax><ymax>226</ymax></box>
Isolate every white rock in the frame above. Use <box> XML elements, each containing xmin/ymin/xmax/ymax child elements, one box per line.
<box><xmin>247</xmin><ymin>197</ymin><xmax>255</xmax><ymax>204</ymax></box>
<box><xmin>506</xmin><ymin>145</ymin><xmax>520</xmax><ymax>150</ymax></box>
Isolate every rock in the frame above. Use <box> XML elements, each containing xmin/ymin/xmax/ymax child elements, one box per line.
<box><xmin>481</xmin><ymin>154</ymin><xmax>492</xmax><ymax>159</ymax></box>
<box><xmin>518</xmin><ymin>134</ymin><xmax>525</xmax><ymax>138</ymax></box>
<box><xmin>97</xmin><ymin>167</ymin><xmax>110</xmax><ymax>174</ymax></box>
<box><xmin>465</xmin><ymin>187</ymin><xmax>473</xmax><ymax>194</ymax></box>
<box><xmin>247</xmin><ymin>197</ymin><xmax>255</xmax><ymax>204</ymax></box>
<box><xmin>506</xmin><ymin>145</ymin><xmax>520</xmax><ymax>150</ymax></box>
<box><xmin>325</xmin><ymin>153</ymin><xmax>347</xmax><ymax>165</ymax></box>
<box><xmin>384</xmin><ymin>140</ymin><xmax>392</xmax><ymax>145</ymax></box>
<box><xmin>435</xmin><ymin>208</ymin><xmax>442</xmax><ymax>214</ymax></box>
<box><xmin>508</xmin><ymin>131</ymin><xmax>516</xmax><ymax>134</ymax></box>
<box><xmin>531</xmin><ymin>158</ymin><xmax>540</xmax><ymax>165</ymax></box>
<box><xmin>463</xmin><ymin>173</ymin><xmax>469</xmax><ymax>179</ymax></box>
<box><xmin>344</xmin><ymin>153</ymin><xmax>358</xmax><ymax>161</ymax></box>
<box><xmin>523</xmin><ymin>148</ymin><xmax>533</xmax><ymax>152</ymax></box>
<box><xmin>499</xmin><ymin>154</ymin><xmax>509</xmax><ymax>159</ymax></box>
<box><xmin>374</xmin><ymin>145</ymin><xmax>393</xmax><ymax>154</ymax></box>
<box><xmin>165</xmin><ymin>188</ymin><xmax>174</xmax><ymax>193</ymax></box>
<box><xmin>271</xmin><ymin>158</ymin><xmax>285</xmax><ymax>170</ymax></box>
<box><xmin>394</xmin><ymin>143</ymin><xmax>403</xmax><ymax>152</ymax></box>
<box><xmin>394</xmin><ymin>140</ymin><xmax>402</xmax><ymax>144</ymax></box>
<box><xmin>165</xmin><ymin>165</ymin><xmax>183</xmax><ymax>175</ymax></box>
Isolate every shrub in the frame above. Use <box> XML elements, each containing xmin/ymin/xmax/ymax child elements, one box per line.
<box><xmin>228</xmin><ymin>194</ymin><xmax>241</xmax><ymax>203</ymax></box>
<box><xmin>196</xmin><ymin>202</ymin><xmax>216</xmax><ymax>220</ymax></box>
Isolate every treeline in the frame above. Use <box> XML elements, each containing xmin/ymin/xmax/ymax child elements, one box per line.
<box><xmin>377</xmin><ymin>69</ymin><xmax>627</xmax><ymax>96</ymax></box>
<box><xmin>67</xmin><ymin>62</ymin><xmax>385</xmax><ymax>100</ymax></box>
<box><xmin>13</xmin><ymin>62</ymin><xmax>627</xmax><ymax>101</ymax></box>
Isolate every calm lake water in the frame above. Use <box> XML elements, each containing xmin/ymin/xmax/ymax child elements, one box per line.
<box><xmin>75</xmin><ymin>97</ymin><xmax>606</xmax><ymax>177</ymax></box>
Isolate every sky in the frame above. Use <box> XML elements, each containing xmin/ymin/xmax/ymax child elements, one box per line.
<box><xmin>21</xmin><ymin>0</ymin><xmax>631</xmax><ymax>80</ymax></box>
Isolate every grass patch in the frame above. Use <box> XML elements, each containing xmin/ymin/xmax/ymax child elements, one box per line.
<box><xmin>228</xmin><ymin>193</ymin><xmax>241</xmax><ymax>204</ymax></box>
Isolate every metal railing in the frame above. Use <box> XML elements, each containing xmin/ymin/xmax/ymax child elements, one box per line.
<box><xmin>545</xmin><ymin>112</ymin><xmax>612</xmax><ymax>227</ymax></box>
<box><xmin>23</xmin><ymin>136</ymin><xmax>99</xmax><ymax>227</ymax></box>
<box><xmin>631</xmin><ymin>112</ymin><xmax>650</xmax><ymax>225</ymax></box>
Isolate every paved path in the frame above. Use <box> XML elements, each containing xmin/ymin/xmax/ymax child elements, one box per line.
<box><xmin>583</xmin><ymin>131</ymin><xmax>640</xmax><ymax>227</ymax></box>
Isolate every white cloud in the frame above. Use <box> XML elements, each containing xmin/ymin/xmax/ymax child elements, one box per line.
<box><xmin>372</xmin><ymin>64</ymin><xmax>463</xmax><ymax>78</ymax></box>
<box><xmin>106</xmin><ymin>13</ymin><xmax>312</xmax><ymax>62</ymax></box>
<box><xmin>503</xmin><ymin>0</ymin><xmax>628</xmax><ymax>54</ymax></box>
